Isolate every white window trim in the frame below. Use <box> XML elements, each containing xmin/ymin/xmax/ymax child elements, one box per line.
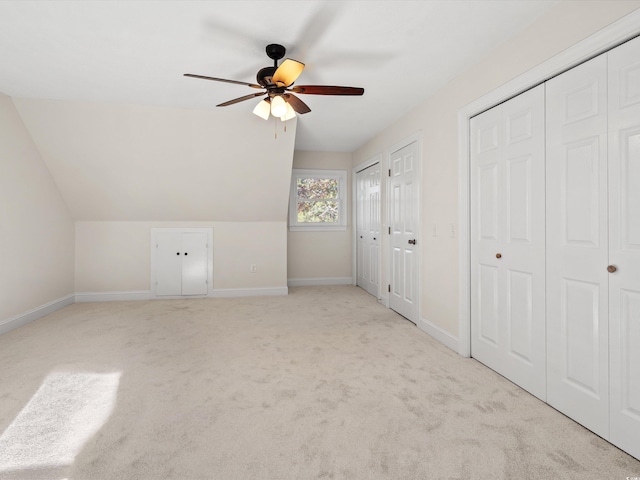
<box><xmin>289</xmin><ymin>169</ymin><xmax>347</xmax><ymax>232</ymax></box>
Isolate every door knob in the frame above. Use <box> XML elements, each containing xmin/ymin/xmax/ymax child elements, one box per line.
<box><xmin>185</xmin><ymin>252</ymin><xmax>188</xmax><ymax>256</ymax></box>
<box><xmin>360</xmin><ymin>236</ymin><xmax>363</xmax><ymax>238</ymax></box>
<box><xmin>373</xmin><ymin>237</ymin><xmax>376</xmax><ymax>240</ymax></box>
<box><xmin>607</xmin><ymin>265</ymin><xmax>617</xmax><ymax>273</ymax></box>
<box><xmin>496</xmin><ymin>253</ymin><xmax>502</xmax><ymax>259</ymax></box>
<box><xmin>408</xmin><ymin>239</ymin><xmax>416</xmax><ymax>245</ymax></box>
<box><xmin>176</xmin><ymin>252</ymin><xmax>180</xmax><ymax>255</ymax></box>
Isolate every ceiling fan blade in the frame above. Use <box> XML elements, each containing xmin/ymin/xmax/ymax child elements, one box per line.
<box><xmin>184</xmin><ymin>73</ymin><xmax>263</xmax><ymax>89</ymax></box>
<box><xmin>284</xmin><ymin>94</ymin><xmax>311</xmax><ymax>114</ymax></box>
<box><xmin>290</xmin><ymin>85</ymin><xmax>364</xmax><ymax>96</ymax></box>
<box><xmin>272</xmin><ymin>59</ymin><xmax>305</xmax><ymax>87</ymax></box>
<box><xmin>217</xmin><ymin>92</ymin><xmax>266</xmax><ymax>107</ymax></box>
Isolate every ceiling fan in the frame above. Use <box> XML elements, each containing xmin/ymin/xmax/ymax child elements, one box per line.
<box><xmin>184</xmin><ymin>43</ymin><xmax>364</xmax><ymax>121</ymax></box>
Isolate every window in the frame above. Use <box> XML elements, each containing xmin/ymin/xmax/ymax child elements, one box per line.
<box><xmin>289</xmin><ymin>169</ymin><xmax>347</xmax><ymax>231</ymax></box>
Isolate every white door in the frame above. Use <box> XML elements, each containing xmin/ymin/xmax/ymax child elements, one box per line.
<box><xmin>470</xmin><ymin>85</ymin><xmax>546</xmax><ymax>400</ymax></box>
<box><xmin>546</xmin><ymin>54</ymin><xmax>610</xmax><ymax>438</ymax></box>
<box><xmin>608</xmin><ymin>35</ymin><xmax>640</xmax><ymax>459</ymax></box>
<box><xmin>155</xmin><ymin>231</ymin><xmax>183</xmax><ymax>296</ymax></box>
<box><xmin>389</xmin><ymin>141</ymin><xmax>419</xmax><ymax>322</ymax></box>
<box><xmin>356</xmin><ymin>163</ymin><xmax>380</xmax><ymax>298</ymax></box>
<box><xmin>154</xmin><ymin>230</ymin><xmax>209</xmax><ymax>296</ymax></box>
<box><xmin>181</xmin><ymin>232</ymin><xmax>208</xmax><ymax>295</ymax></box>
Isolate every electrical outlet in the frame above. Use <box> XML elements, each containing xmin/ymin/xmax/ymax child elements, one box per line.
<box><xmin>250</xmin><ymin>264</ymin><xmax>257</xmax><ymax>273</ymax></box>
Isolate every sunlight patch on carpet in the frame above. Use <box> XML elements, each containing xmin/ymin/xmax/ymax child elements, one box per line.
<box><xmin>0</xmin><ymin>371</ymin><xmax>121</xmax><ymax>472</ymax></box>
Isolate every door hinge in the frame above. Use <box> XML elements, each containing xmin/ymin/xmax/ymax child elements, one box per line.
<box><xmin>388</xmin><ymin>169</ymin><xmax>391</xmax><ymax>177</ymax></box>
<box><xmin>388</xmin><ymin>226</ymin><xmax>391</xmax><ymax>234</ymax></box>
<box><xmin>388</xmin><ymin>284</ymin><xmax>391</xmax><ymax>293</ymax></box>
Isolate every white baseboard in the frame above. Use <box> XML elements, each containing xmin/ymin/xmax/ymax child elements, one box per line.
<box><xmin>418</xmin><ymin>316</ymin><xmax>459</xmax><ymax>353</ymax></box>
<box><xmin>287</xmin><ymin>277</ymin><xmax>353</xmax><ymax>287</ymax></box>
<box><xmin>0</xmin><ymin>294</ymin><xmax>75</xmax><ymax>335</ymax></box>
<box><xmin>210</xmin><ymin>287</ymin><xmax>288</xmax><ymax>298</ymax></box>
<box><xmin>76</xmin><ymin>288</ymin><xmax>288</xmax><ymax>302</ymax></box>
<box><xmin>75</xmin><ymin>291</ymin><xmax>151</xmax><ymax>302</ymax></box>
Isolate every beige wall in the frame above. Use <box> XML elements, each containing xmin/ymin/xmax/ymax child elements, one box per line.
<box><xmin>287</xmin><ymin>151</ymin><xmax>352</xmax><ymax>282</ymax></box>
<box><xmin>13</xmin><ymin>98</ymin><xmax>297</xmax><ymax>222</ymax></box>
<box><xmin>11</xmin><ymin>97</ymin><xmax>297</xmax><ymax>298</ymax></box>
<box><xmin>75</xmin><ymin>221</ymin><xmax>287</xmax><ymax>292</ymax></box>
<box><xmin>352</xmin><ymin>1</ymin><xmax>640</xmax><ymax>337</ymax></box>
<box><xmin>0</xmin><ymin>94</ymin><xmax>74</xmax><ymax>321</ymax></box>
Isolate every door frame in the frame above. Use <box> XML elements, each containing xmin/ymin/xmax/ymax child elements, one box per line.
<box><xmin>457</xmin><ymin>11</ymin><xmax>640</xmax><ymax>357</ymax></box>
<box><xmin>386</xmin><ymin>132</ymin><xmax>422</xmax><ymax>319</ymax></box>
<box><xmin>352</xmin><ymin>155</ymin><xmax>382</xmax><ymax>299</ymax></box>
<box><xmin>150</xmin><ymin>227</ymin><xmax>213</xmax><ymax>299</ymax></box>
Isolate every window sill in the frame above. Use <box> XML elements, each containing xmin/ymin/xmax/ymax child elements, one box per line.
<box><xmin>289</xmin><ymin>225</ymin><xmax>347</xmax><ymax>232</ymax></box>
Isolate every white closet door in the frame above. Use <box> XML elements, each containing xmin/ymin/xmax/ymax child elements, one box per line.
<box><xmin>470</xmin><ymin>84</ymin><xmax>546</xmax><ymax>400</ymax></box>
<box><xmin>389</xmin><ymin>142</ymin><xmax>419</xmax><ymax>322</ymax></box>
<box><xmin>367</xmin><ymin>165</ymin><xmax>381</xmax><ymax>298</ymax></box>
<box><xmin>546</xmin><ymin>54</ymin><xmax>610</xmax><ymax>438</ymax></box>
<box><xmin>356</xmin><ymin>170</ymin><xmax>367</xmax><ymax>288</ymax></box>
<box><xmin>181</xmin><ymin>232</ymin><xmax>208</xmax><ymax>296</ymax></box>
<box><xmin>155</xmin><ymin>231</ymin><xmax>183</xmax><ymax>296</ymax></box>
<box><xmin>356</xmin><ymin>163</ymin><xmax>381</xmax><ymax>298</ymax></box>
<box><xmin>608</xmin><ymin>35</ymin><xmax>640</xmax><ymax>459</ymax></box>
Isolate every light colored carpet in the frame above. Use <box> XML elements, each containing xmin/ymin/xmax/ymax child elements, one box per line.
<box><xmin>0</xmin><ymin>286</ymin><xmax>638</xmax><ymax>480</ymax></box>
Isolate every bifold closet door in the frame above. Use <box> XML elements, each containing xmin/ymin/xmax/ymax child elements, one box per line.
<box><xmin>356</xmin><ymin>163</ymin><xmax>381</xmax><ymax>298</ymax></box>
<box><xmin>546</xmin><ymin>54</ymin><xmax>609</xmax><ymax>438</ymax></box>
<box><xmin>470</xmin><ymin>84</ymin><xmax>546</xmax><ymax>400</ymax></box>
<box><xmin>608</xmin><ymin>35</ymin><xmax>640</xmax><ymax>460</ymax></box>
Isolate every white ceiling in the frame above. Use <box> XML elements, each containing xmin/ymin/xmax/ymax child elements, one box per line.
<box><xmin>0</xmin><ymin>0</ymin><xmax>558</xmax><ymax>152</ymax></box>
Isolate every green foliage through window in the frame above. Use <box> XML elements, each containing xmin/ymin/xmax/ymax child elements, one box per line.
<box><xmin>290</xmin><ymin>170</ymin><xmax>346</xmax><ymax>230</ymax></box>
<box><xmin>296</xmin><ymin>178</ymin><xmax>340</xmax><ymax>223</ymax></box>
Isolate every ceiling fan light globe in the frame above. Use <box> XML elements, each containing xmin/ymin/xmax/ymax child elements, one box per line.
<box><xmin>253</xmin><ymin>99</ymin><xmax>271</xmax><ymax>120</ymax></box>
<box><xmin>272</xmin><ymin>59</ymin><xmax>305</xmax><ymax>87</ymax></box>
<box><xmin>270</xmin><ymin>95</ymin><xmax>288</xmax><ymax>118</ymax></box>
<box><xmin>281</xmin><ymin>103</ymin><xmax>296</xmax><ymax>121</ymax></box>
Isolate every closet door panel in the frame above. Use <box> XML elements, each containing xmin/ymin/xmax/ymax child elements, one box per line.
<box><xmin>155</xmin><ymin>231</ymin><xmax>183</xmax><ymax>296</ymax></box>
<box><xmin>546</xmin><ymin>54</ymin><xmax>609</xmax><ymax>438</ymax></box>
<box><xmin>501</xmin><ymin>86</ymin><xmax>546</xmax><ymax>397</ymax></box>
<box><xmin>608</xmin><ymin>34</ymin><xmax>640</xmax><ymax>460</ymax></box>
<box><xmin>472</xmin><ymin>106</ymin><xmax>503</xmax><ymax>363</ymax></box>
<box><xmin>181</xmin><ymin>232</ymin><xmax>208</xmax><ymax>296</ymax></box>
<box><xmin>471</xmin><ymin>85</ymin><xmax>546</xmax><ymax>400</ymax></box>
<box><xmin>356</xmin><ymin>163</ymin><xmax>381</xmax><ymax>298</ymax></box>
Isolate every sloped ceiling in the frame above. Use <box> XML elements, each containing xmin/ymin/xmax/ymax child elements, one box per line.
<box><xmin>3</xmin><ymin>1</ymin><xmax>561</xmax><ymax>223</ymax></box>
<box><xmin>0</xmin><ymin>0</ymin><xmax>559</xmax><ymax>152</ymax></box>
<box><xmin>13</xmin><ymin>98</ymin><xmax>296</xmax><ymax>221</ymax></box>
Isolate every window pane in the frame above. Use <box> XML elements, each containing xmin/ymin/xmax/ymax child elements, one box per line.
<box><xmin>297</xmin><ymin>178</ymin><xmax>338</xmax><ymax>200</ymax></box>
<box><xmin>297</xmin><ymin>200</ymin><xmax>339</xmax><ymax>223</ymax></box>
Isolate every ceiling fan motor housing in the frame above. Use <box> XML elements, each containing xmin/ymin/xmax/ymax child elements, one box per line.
<box><xmin>258</xmin><ymin>44</ymin><xmax>287</xmax><ymax>86</ymax></box>
<box><xmin>256</xmin><ymin>66</ymin><xmax>277</xmax><ymax>87</ymax></box>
